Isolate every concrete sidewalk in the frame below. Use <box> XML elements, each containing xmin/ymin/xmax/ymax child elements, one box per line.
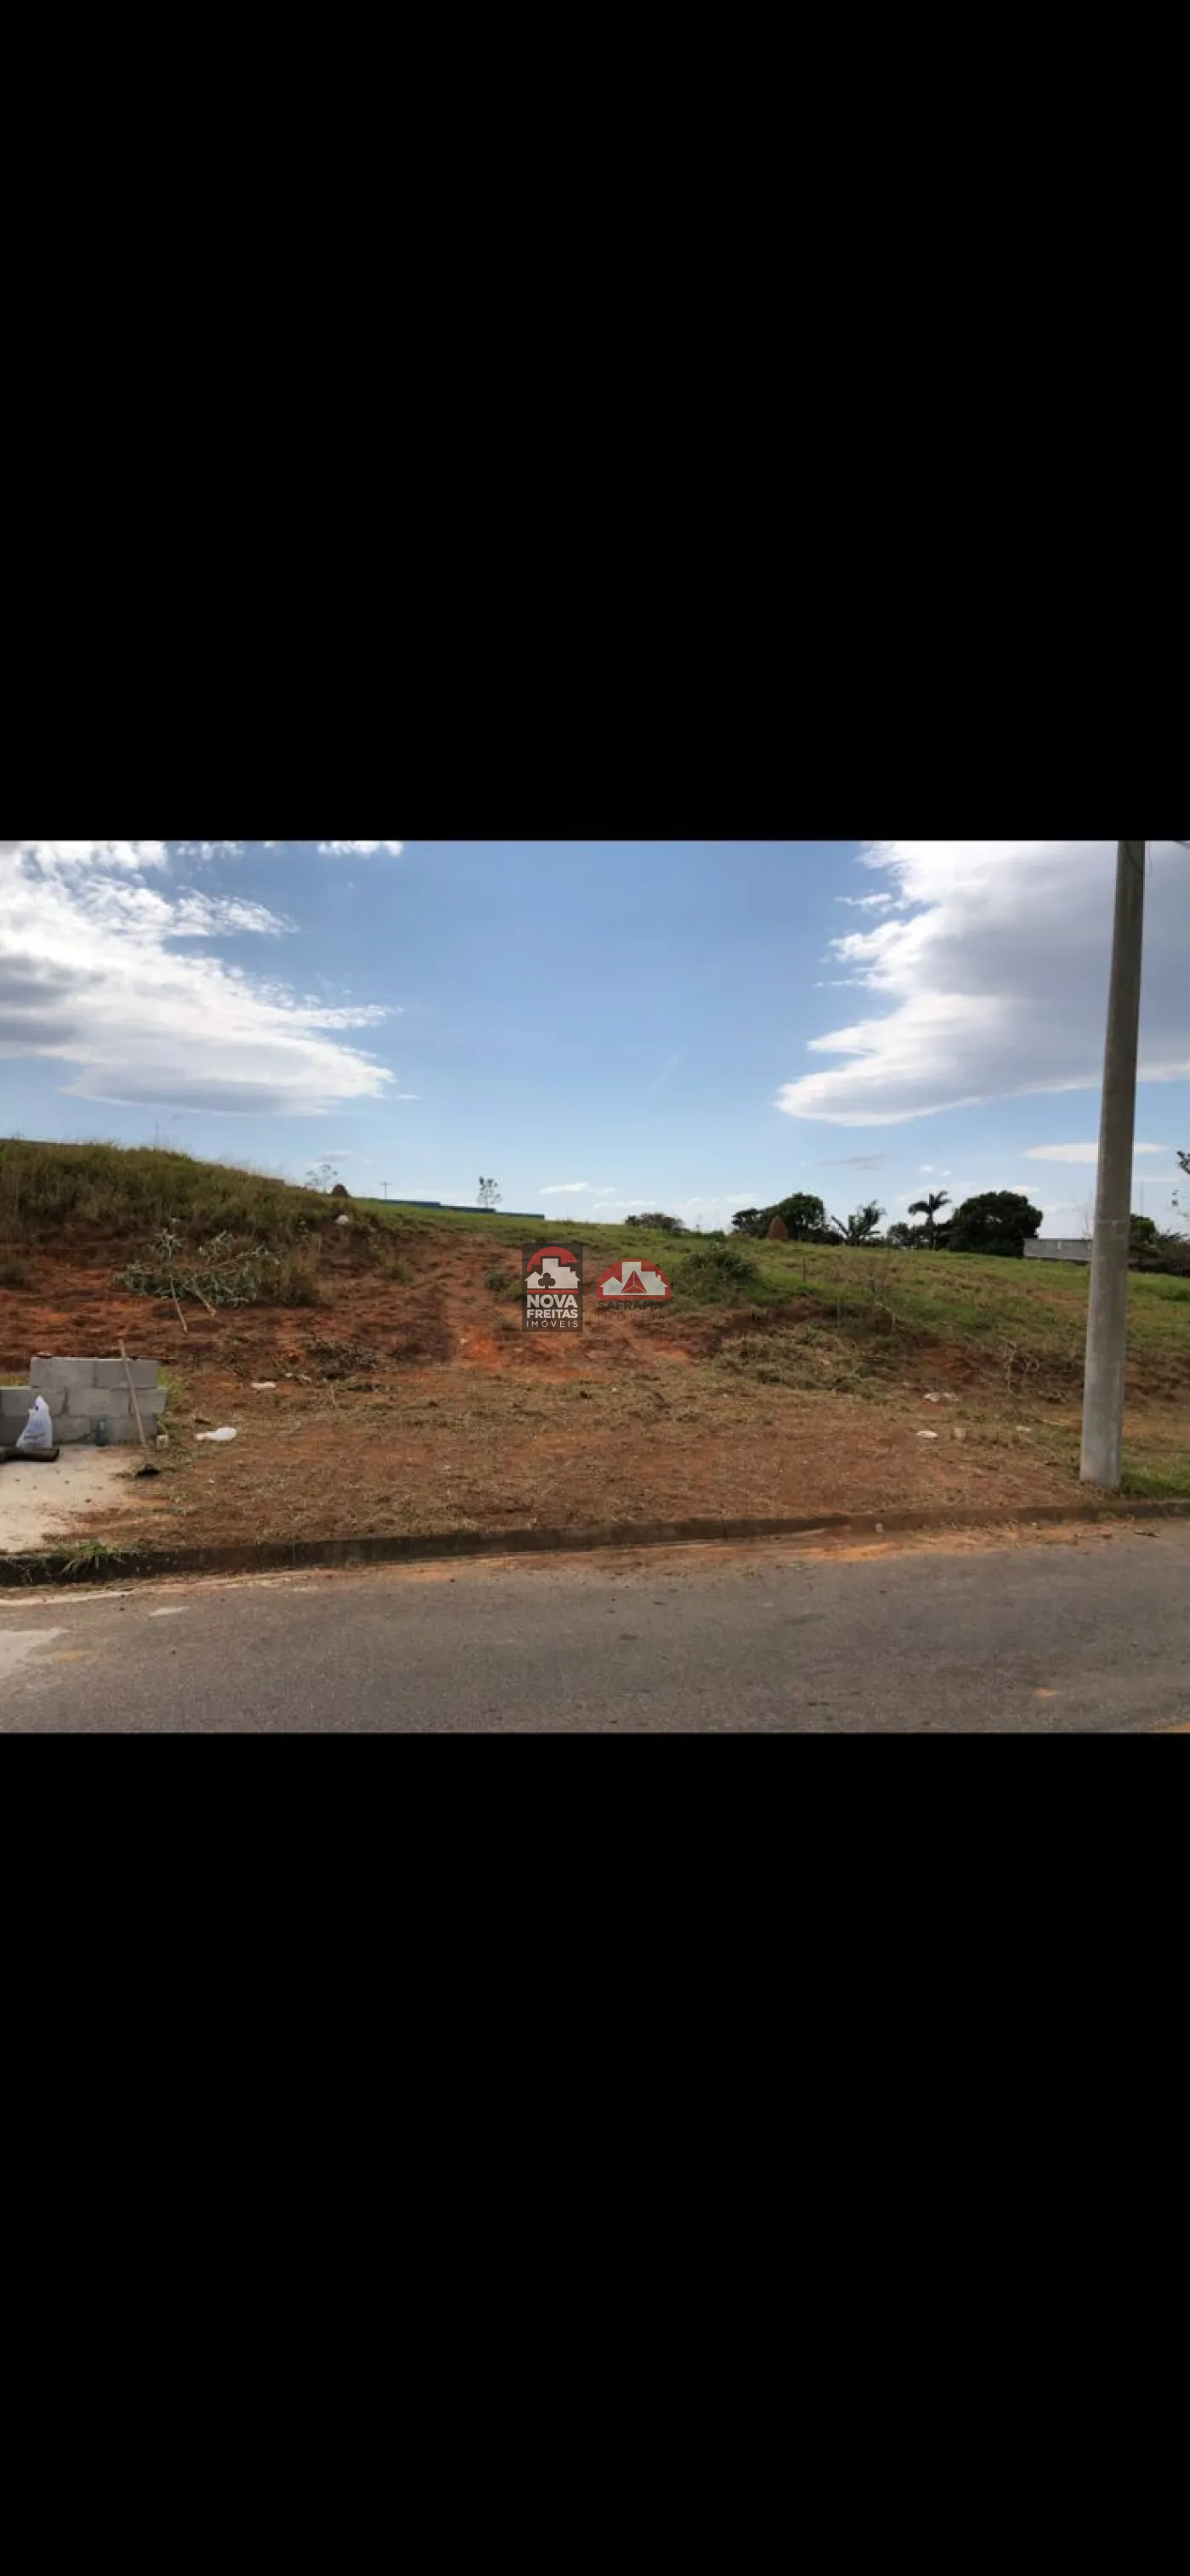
<box><xmin>0</xmin><ymin>1452</ymin><xmax>137</xmax><ymax>1554</ymax></box>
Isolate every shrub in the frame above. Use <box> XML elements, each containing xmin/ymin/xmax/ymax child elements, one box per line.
<box><xmin>117</xmin><ymin>1226</ymin><xmax>327</xmax><ymax>1312</ymax></box>
<box><xmin>678</xmin><ymin>1241</ymin><xmax>762</xmax><ymax>1303</ymax></box>
<box><xmin>269</xmin><ymin>1251</ymin><xmax>327</xmax><ymax>1308</ymax></box>
<box><xmin>1133</xmin><ymin>1229</ymin><xmax>1190</xmax><ymax>1278</ymax></box>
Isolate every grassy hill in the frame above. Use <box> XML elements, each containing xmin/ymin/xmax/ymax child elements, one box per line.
<box><xmin>3</xmin><ymin>1151</ymin><xmax>1187</xmax><ymax>1536</ymax></box>
<box><xmin>3</xmin><ymin>1150</ymin><xmax>1187</xmax><ymax>1389</ymax></box>
<box><xmin>0</xmin><ymin>1140</ymin><xmax>368</xmax><ymax>1248</ymax></box>
<box><xmin>365</xmin><ymin>1199</ymin><xmax>1190</xmax><ymax>1391</ymax></box>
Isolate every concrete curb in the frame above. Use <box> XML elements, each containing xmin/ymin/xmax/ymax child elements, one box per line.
<box><xmin>3</xmin><ymin>1497</ymin><xmax>1190</xmax><ymax>1587</ymax></box>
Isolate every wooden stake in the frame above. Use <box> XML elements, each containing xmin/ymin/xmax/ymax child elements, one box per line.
<box><xmin>119</xmin><ymin>1339</ymin><xmax>156</xmax><ymax>1468</ymax></box>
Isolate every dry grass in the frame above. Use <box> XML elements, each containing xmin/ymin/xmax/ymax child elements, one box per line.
<box><xmin>3</xmin><ymin>1163</ymin><xmax>1187</xmax><ymax>1551</ymax></box>
<box><xmin>102</xmin><ymin>1351</ymin><xmax>1136</xmax><ymax>1555</ymax></box>
<box><xmin>0</xmin><ymin>1138</ymin><xmax>359</xmax><ymax>1248</ymax></box>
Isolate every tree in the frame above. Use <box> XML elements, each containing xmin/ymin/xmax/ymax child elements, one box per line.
<box><xmin>1137</xmin><ymin>1229</ymin><xmax>1190</xmax><ymax>1276</ymax></box>
<box><xmin>908</xmin><ymin>1188</ymin><xmax>951</xmax><ymax>1248</ymax></box>
<box><xmin>778</xmin><ymin>1194</ymin><xmax>831</xmax><ymax>1242</ymax></box>
<box><xmin>734</xmin><ymin>1194</ymin><xmax>830</xmax><ymax>1243</ymax></box>
<box><xmin>626</xmin><ymin>1212</ymin><xmax>686</xmax><ymax>1233</ymax></box>
<box><xmin>830</xmin><ymin>1201</ymin><xmax>886</xmax><ymax>1246</ymax></box>
<box><xmin>477</xmin><ymin>1177</ymin><xmax>502</xmax><ymax>1211</ymax></box>
<box><xmin>1130</xmin><ymin>1211</ymin><xmax>1190</xmax><ymax>1276</ymax></box>
<box><xmin>886</xmin><ymin>1222</ymin><xmax>926</xmax><ymax>1250</ymax></box>
<box><xmin>307</xmin><ymin>1159</ymin><xmax>341</xmax><ymax>1194</ymax></box>
<box><xmin>948</xmin><ymin>1191</ymin><xmax>1043</xmax><ymax>1258</ymax></box>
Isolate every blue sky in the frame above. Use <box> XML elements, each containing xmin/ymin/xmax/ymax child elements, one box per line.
<box><xmin>3</xmin><ymin>838</ymin><xmax>1188</xmax><ymax>1232</ymax></box>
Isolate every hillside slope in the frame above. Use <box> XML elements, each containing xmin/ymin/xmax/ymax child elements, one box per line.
<box><xmin>3</xmin><ymin>1146</ymin><xmax>1188</xmax><ymax>1544</ymax></box>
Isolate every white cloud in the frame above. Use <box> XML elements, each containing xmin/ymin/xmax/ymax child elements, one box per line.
<box><xmin>541</xmin><ymin>1182</ymin><xmax>592</xmax><ymax>1197</ymax></box>
<box><xmin>315</xmin><ymin>841</ymin><xmax>405</xmax><ymax>858</ymax></box>
<box><xmin>170</xmin><ymin>840</ymin><xmax>405</xmax><ymax>860</ymax></box>
<box><xmin>1026</xmin><ymin>1141</ymin><xmax>1165</xmax><ymax>1164</ymax></box>
<box><xmin>0</xmin><ymin>839</ymin><xmax>396</xmax><ymax>1113</ymax></box>
<box><xmin>778</xmin><ymin>841</ymin><xmax>1190</xmax><ymax>1125</ymax></box>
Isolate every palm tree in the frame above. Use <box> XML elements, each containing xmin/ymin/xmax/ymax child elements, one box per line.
<box><xmin>831</xmin><ymin>1201</ymin><xmax>886</xmax><ymax>1245</ymax></box>
<box><xmin>908</xmin><ymin>1188</ymin><xmax>951</xmax><ymax>1248</ymax></box>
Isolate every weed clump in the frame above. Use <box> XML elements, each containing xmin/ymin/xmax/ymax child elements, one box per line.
<box><xmin>677</xmin><ymin>1242</ymin><xmax>764</xmax><ymax>1304</ymax></box>
<box><xmin>118</xmin><ymin>1227</ymin><xmax>327</xmax><ymax>1314</ymax></box>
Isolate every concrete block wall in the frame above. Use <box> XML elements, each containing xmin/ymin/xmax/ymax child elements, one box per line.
<box><xmin>2</xmin><ymin>1357</ymin><xmax>165</xmax><ymax>1447</ymax></box>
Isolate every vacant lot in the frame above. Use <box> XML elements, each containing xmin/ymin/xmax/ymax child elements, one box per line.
<box><xmin>3</xmin><ymin>1155</ymin><xmax>1188</xmax><ymax>1554</ymax></box>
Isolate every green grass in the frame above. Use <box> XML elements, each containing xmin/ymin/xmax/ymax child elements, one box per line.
<box><xmin>728</xmin><ymin>1239</ymin><xmax>1190</xmax><ymax>1378</ymax></box>
<box><xmin>363</xmin><ymin>1210</ymin><xmax>1190</xmax><ymax>1388</ymax></box>
<box><xmin>0</xmin><ymin>1140</ymin><xmax>377</xmax><ymax>1249</ymax></box>
<box><xmin>58</xmin><ymin>1537</ymin><xmax>133</xmax><ymax>1577</ymax></box>
<box><xmin>4</xmin><ymin>1155</ymin><xmax>1188</xmax><ymax>1397</ymax></box>
<box><xmin>355</xmin><ymin>1199</ymin><xmax>546</xmax><ymax>1229</ymax></box>
<box><xmin>1120</xmin><ymin>1460</ymin><xmax>1190</xmax><ymax>1499</ymax></box>
<box><xmin>366</xmin><ymin>1203</ymin><xmax>1187</xmax><ymax>1326</ymax></box>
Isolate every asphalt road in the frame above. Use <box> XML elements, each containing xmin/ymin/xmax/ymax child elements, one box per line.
<box><xmin>3</xmin><ymin>1525</ymin><xmax>1189</xmax><ymax>1732</ymax></box>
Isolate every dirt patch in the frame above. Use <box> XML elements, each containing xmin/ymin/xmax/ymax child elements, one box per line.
<box><xmin>90</xmin><ymin>1358</ymin><xmax>1092</xmax><ymax>1554</ymax></box>
<box><xmin>0</xmin><ymin>1452</ymin><xmax>150</xmax><ymax>1554</ymax></box>
<box><xmin>4</xmin><ymin>1221</ymin><xmax>1187</xmax><ymax>1555</ymax></box>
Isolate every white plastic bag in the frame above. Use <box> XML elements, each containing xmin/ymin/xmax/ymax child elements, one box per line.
<box><xmin>16</xmin><ymin>1396</ymin><xmax>54</xmax><ymax>1453</ymax></box>
<box><xmin>196</xmin><ymin>1427</ymin><xmax>238</xmax><ymax>1444</ymax></box>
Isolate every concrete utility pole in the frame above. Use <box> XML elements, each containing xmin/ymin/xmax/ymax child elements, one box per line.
<box><xmin>1080</xmin><ymin>842</ymin><xmax>1148</xmax><ymax>1489</ymax></box>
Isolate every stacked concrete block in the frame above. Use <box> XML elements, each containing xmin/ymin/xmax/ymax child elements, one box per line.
<box><xmin>13</xmin><ymin>1356</ymin><xmax>167</xmax><ymax>1447</ymax></box>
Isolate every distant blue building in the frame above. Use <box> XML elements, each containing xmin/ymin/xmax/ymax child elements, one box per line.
<box><xmin>395</xmin><ymin>1199</ymin><xmax>546</xmax><ymax>1219</ymax></box>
